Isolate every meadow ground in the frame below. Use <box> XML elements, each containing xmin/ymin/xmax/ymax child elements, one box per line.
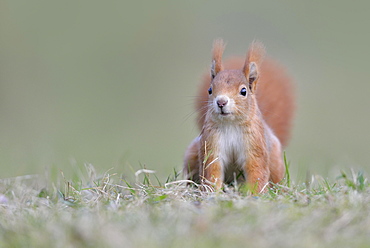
<box><xmin>0</xmin><ymin>162</ymin><xmax>369</xmax><ymax>248</ymax></box>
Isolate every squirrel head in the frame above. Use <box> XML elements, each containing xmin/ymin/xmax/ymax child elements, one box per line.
<box><xmin>207</xmin><ymin>40</ymin><xmax>266</xmax><ymax>122</ymax></box>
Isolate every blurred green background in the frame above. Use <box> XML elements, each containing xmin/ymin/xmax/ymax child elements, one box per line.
<box><xmin>1</xmin><ymin>1</ymin><xmax>370</xmax><ymax>180</ymax></box>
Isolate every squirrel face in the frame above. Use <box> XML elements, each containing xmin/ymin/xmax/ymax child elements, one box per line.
<box><xmin>206</xmin><ymin>40</ymin><xmax>263</xmax><ymax>125</ymax></box>
<box><xmin>207</xmin><ymin>69</ymin><xmax>252</xmax><ymax>123</ymax></box>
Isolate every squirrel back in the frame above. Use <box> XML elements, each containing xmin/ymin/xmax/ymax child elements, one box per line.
<box><xmin>196</xmin><ymin>51</ymin><xmax>295</xmax><ymax>147</ymax></box>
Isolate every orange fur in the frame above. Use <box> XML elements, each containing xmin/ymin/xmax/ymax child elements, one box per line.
<box><xmin>184</xmin><ymin>40</ymin><xmax>295</xmax><ymax>193</ymax></box>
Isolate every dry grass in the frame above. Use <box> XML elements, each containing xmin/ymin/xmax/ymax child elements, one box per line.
<box><xmin>0</xmin><ymin>164</ymin><xmax>369</xmax><ymax>248</ymax></box>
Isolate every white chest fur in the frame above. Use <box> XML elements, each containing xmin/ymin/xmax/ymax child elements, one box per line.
<box><xmin>218</xmin><ymin>124</ymin><xmax>247</xmax><ymax>171</ymax></box>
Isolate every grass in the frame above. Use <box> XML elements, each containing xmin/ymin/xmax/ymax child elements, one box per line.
<box><xmin>0</xmin><ymin>161</ymin><xmax>370</xmax><ymax>248</ymax></box>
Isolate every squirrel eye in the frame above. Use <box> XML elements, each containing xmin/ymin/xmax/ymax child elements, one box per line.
<box><xmin>240</xmin><ymin>87</ymin><xmax>247</xmax><ymax>96</ymax></box>
<box><xmin>208</xmin><ymin>87</ymin><xmax>212</xmax><ymax>95</ymax></box>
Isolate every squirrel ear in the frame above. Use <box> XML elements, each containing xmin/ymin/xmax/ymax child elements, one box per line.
<box><xmin>243</xmin><ymin>41</ymin><xmax>265</xmax><ymax>93</ymax></box>
<box><xmin>248</xmin><ymin>62</ymin><xmax>258</xmax><ymax>92</ymax></box>
<box><xmin>211</xmin><ymin>39</ymin><xmax>225</xmax><ymax>79</ymax></box>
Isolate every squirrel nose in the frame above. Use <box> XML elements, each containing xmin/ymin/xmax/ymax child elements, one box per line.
<box><xmin>217</xmin><ymin>98</ymin><xmax>228</xmax><ymax>108</ymax></box>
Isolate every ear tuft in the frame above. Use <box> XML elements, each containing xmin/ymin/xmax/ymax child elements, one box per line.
<box><xmin>247</xmin><ymin>40</ymin><xmax>266</xmax><ymax>66</ymax></box>
<box><xmin>211</xmin><ymin>39</ymin><xmax>226</xmax><ymax>78</ymax></box>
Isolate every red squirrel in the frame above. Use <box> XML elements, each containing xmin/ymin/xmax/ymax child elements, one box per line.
<box><xmin>183</xmin><ymin>39</ymin><xmax>295</xmax><ymax>193</ymax></box>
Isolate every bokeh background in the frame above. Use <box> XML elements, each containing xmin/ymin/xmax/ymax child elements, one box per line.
<box><xmin>1</xmin><ymin>1</ymin><xmax>370</xmax><ymax>181</ymax></box>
